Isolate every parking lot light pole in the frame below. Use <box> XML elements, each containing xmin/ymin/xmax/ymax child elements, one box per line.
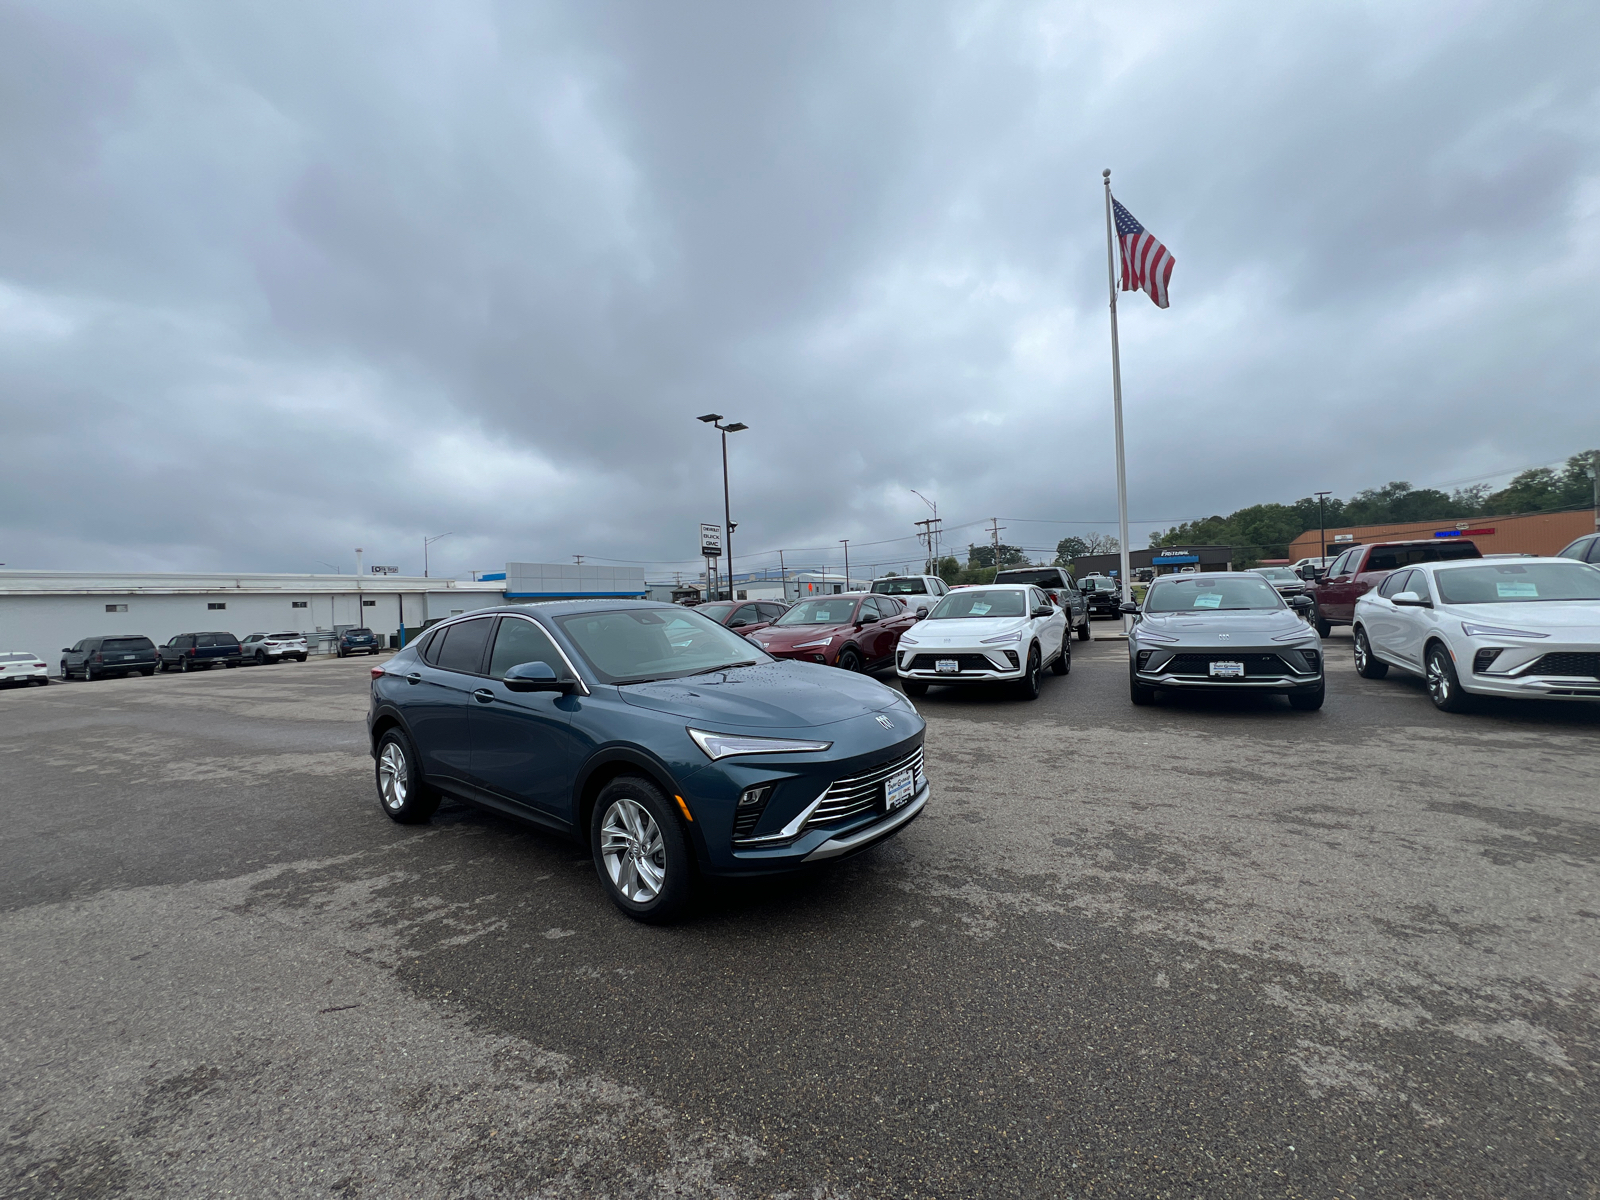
<box><xmin>698</xmin><ymin>415</ymin><xmax>747</xmax><ymax>599</ymax></box>
<box><xmin>1314</xmin><ymin>492</ymin><xmax>1331</xmax><ymax>571</ymax></box>
<box><xmin>423</xmin><ymin>532</ymin><xmax>452</xmax><ymax>579</ymax></box>
<box><xmin>840</xmin><ymin>540</ymin><xmax>850</xmax><ymax>590</ymax></box>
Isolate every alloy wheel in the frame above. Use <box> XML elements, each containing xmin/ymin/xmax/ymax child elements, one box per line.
<box><xmin>377</xmin><ymin>741</ymin><xmax>409</xmax><ymax>810</ymax></box>
<box><xmin>1427</xmin><ymin>650</ymin><xmax>1450</xmax><ymax>705</ymax></box>
<box><xmin>599</xmin><ymin>798</ymin><xmax>666</xmax><ymax>904</ymax></box>
<box><xmin>1354</xmin><ymin>635</ymin><xmax>1368</xmax><ymax>672</ymax></box>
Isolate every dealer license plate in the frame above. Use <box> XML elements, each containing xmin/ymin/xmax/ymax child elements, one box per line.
<box><xmin>1208</xmin><ymin>661</ymin><xmax>1245</xmax><ymax>678</ymax></box>
<box><xmin>935</xmin><ymin>659</ymin><xmax>959</xmax><ymax>674</ymax></box>
<box><xmin>885</xmin><ymin>767</ymin><xmax>916</xmax><ymax>811</ymax></box>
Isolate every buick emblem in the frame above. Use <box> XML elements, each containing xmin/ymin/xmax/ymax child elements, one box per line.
<box><xmin>1218</xmin><ymin>633</ymin><xmax>1230</xmax><ymax>639</ymax></box>
<box><xmin>875</xmin><ymin>715</ymin><xmax>894</xmax><ymax>730</ymax></box>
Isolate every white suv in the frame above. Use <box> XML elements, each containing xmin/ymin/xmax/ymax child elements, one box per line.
<box><xmin>869</xmin><ymin>574</ymin><xmax>950</xmax><ymax>618</ymax></box>
<box><xmin>895</xmin><ymin>584</ymin><xmax>1070</xmax><ymax>700</ymax></box>
<box><xmin>239</xmin><ymin>632</ymin><xmax>310</xmax><ymax>664</ymax></box>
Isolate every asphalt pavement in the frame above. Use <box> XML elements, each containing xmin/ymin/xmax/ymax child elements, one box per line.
<box><xmin>3</xmin><ymin>630</ymin><xmax>1597</xmax><ymax>1198</ymax></box>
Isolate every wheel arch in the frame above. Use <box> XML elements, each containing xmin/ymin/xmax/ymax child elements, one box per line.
<box><xmin>573</xmin><ymin>750</ymin><xmax>686</xmax><ymax>850</ymax></box>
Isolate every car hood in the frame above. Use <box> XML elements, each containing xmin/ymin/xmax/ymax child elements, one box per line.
<box><xmin>1137</xmin><ymin>608</ymin><xmax>1312</xmax><ymax>644</ymax></box>
<box><xmin>746</xmin><ymin>623</ymin><xmax>851</xmax><ymax>649</ymax></box>
<box><xmin>1435</xmin><ymin>601</ymin><xmax>1600</xmax><ymax>633</ymax></box>
<box><xmin>618</xmin><ymin>660</ymin><xmax>903</xmax><ymax>728</ymax></box>
<box><xmin>900</xmin><ymin>618</ymin><xmax>1027</xmax><ymax>644</ymax></box>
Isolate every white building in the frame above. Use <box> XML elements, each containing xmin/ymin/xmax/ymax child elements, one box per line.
<box><xmin>0</xmin><ymin>571</ymin><xmax>506</xmax><ymax>659</ymax></box>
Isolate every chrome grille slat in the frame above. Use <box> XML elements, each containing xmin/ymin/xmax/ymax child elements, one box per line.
<box><xmin>805</xmin><ymin>746</ymin><xmax>925</xmax><ymax>829</ymax></box>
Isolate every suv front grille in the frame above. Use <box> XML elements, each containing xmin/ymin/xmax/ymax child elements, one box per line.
<box><xmin>1528</xmin><ymin>652</ymin><xmax>1600</xmax><ymax>678</ymax></box>
<box><xmin>1163</xmin><ymin>653</ymin><xmax>1296</xmax><ymax>678</ymax></box>
<box><xmin>906</xmin><ymin>653</ymin><xmax>1001</xmax><ymax>673</ymax></box>
<box><xmin>806</xmin><ymin>746</ymin><xmax>925</xmax><ymax>829</ymax></box>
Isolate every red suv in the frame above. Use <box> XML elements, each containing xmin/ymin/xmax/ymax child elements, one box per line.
<box><xmin>743</xmin><ymin>593</ymin><xmax>918</xmax><ymax>672</ymax></box>
<box><xmin>1308</xmin><ymin>539</ymin><xmax>1482</xmax><ymax>635</ymax></box>
<box><xmin>689</xmin><ymin>599</ymin><xmax>789</xmax><ymax>637</ymax></box>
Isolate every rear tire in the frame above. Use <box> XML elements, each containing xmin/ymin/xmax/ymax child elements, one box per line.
<box><xmin>590</xmin><ymin>776</ymin><xmax>693</xmax><ymax>924</ymax></box>
<box><xmin>84</xmin><ymin>662</ymin><xmax>96</xmax><ymax>682</ymax></box>
<box><xmin>1129</xmin><ymin>663</ymin><xmax>1155</xmax><ymax>706</ymax></box>
<box><xmin>1077</xmin><ymin>620</ymin><xmax>1091</xmax><ymax>642</ymax></box>
<box><xmin>140</xmin><ymin>668</ymin><xmax>154</xmax><ymax>677</ymax></box>
<box><xmin>1288</xmin><ymin>681</ymin><xmax>1326</xmax><ymax>711</ymax></box>
<box><xmin>1353</xmin><ymin>627</ymin><xmax>1388</xmax><ymax>679</ymax></box>
<box><xmin>1426</xmin><ymin>642</ymin><xmax>1472</xmax><ymax>713</ymax></box>
<box><xmin>1016</xmin><ymin>644</ymin><xmax>1042</xmax><ymax>700</ymax></box>
<box><xmin>1051</xmin><ymin>633</ymin><xmax>1071</xmax><ymax>675</ymax></box>
<box><xmin>901</xmin><ymin>678</ymin><xmax>929</xmax><ymax>696</ymax></box>
<box><xmin>375</xmin><ymin>728</ymin><xmax>440</xmax><ymax>824</ymax></box>
<box><xmin>256</xmin><ymin>652</ymin><xmax>267</xmax><ymax>665</ymax></box>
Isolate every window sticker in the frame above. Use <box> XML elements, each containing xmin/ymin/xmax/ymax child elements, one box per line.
<box><xmin>1496</xmin><ymin>581</ymin><xmax>1539</xmax><ymax>598</ymax></box>
<box><xmin>970</xmin><ymin>602</ymin><xmax>992</xmax><ymax>615</ymax></box>
<box><xmin>1194</xmin><ymin>593</ymin><xmax>1223</xmax><ymax>608</ymax></box>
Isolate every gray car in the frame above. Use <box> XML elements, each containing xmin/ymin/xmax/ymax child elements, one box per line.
<box><xmin>1124</xmin><ymin>573</ymin><xmax>1324</xmax><ymax>709</ymax></box>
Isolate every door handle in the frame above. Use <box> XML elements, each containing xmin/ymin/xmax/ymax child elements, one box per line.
<box><xmin>406</xmin><ymin>673</ymin><xmax>422</xmax><ymax>685</ymax></box>
<box><xmin>472</xmin><ymin>688</ymin><xmax>495</xmax><ymax>703</ymax></box>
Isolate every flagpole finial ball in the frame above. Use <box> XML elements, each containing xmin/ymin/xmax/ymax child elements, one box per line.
<box><xmin>1103</xmin><ymin>168</ymin><xmax>1111</xmax><ymax>178</ymax></box>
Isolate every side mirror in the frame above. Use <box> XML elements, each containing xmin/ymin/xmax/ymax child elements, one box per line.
<box><xmin>1289</xmin><ymin>595</ymin><xmax>1314</xmax><ymax>610</ymax></box>
<box><xmin>1119</xmin><ymin>601</ymin><xmax>1140</xmax><ymax>615</ymax></box>
<box><xmin>1032</xmin><ymin>605</ymin><xmax>1053</xmax><ymax>618</ymax></box>
<box><xmin>728</xmin><ymin>620</ymin><xmax>748</xmax><ymax>629</ymax></box>
<box><xmin>912</xmin><ymin>611</ymin><xmax>925</xmax><ymax>621</ymax></box>
<box><xmin>62</xmin><ymin>647</ymin><xmax>71</xmax><ymax>653</ymax></box>
<box><xmin>1391</xmin><ymin>592</ymin><xmax>1432</xmax><ymax>608</ymax></box>
<box><xmin>858</xmin><ymin>613</ymin><xmax>879</xmax><ymax>624</ymax></box>
<box><xmin>502</xmin><ymin>661</ymin><xmax>572</xmax><ymax>692</ymax></box>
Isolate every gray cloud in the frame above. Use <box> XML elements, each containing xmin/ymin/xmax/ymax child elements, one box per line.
<box><xmin>2</xmin><ymin>0</ymin><xmax>1596</xmax><ymax>578</ymax></box>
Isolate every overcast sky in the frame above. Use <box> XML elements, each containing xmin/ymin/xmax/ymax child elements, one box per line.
<box><xmin>2</xmin><ymin>1</ymin><xmax>1596</xmax><ymax>580</ymax></box>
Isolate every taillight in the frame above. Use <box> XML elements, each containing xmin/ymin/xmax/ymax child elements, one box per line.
<box><xmin>370</xmin><ymin>665</ymin><xmax>386</xmax><ymax>679</ymax></box>
<box><xmin>188</xmin><ymin>647</ymin><xmax>197</xmax><ymax>656</ymax></box>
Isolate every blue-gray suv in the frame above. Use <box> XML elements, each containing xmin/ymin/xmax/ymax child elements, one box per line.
<box><xmin>367</xmin><ymin>601</ymin><xmax>929</xmax><ymax>922</ymax></box>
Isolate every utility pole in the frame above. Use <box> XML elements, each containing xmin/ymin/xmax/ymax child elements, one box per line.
<box><xmin>840</xmin><ymin>540</ymin><xmax>850</xmax><ymax>590</ymax></box>
<box><xmin>911</xmin><ymin>490</ymin><xmax>940</xmax><ymax>575</ymax></box>
<box><xmin>1592</xmin><ymin>450</ymin><xmax>1599</xmax><ymax>532</ymax></box>
<box><xmin>988</xmin><ymin>518</ymin><xmax>1006</xmax><ymax>581</ymax></box>
<box><xmin>573</xmin><ymin>555</ymin><xmax>584</xmax><ymax>565</ymax></box>
<box><xmin>1314</xmin><ymin>492</ymin><xmax>1332</xmax><ymax>569</ymax></box>
<box><xmin>778</xmin><ymin>549</ymin><xmax>787</xmax><ymax>601</ymax></box>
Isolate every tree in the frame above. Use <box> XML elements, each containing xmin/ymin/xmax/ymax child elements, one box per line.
<box><xmin>1483</xmin><ymin>453</ymin><xmax>1597</xmax><ymax>514</ymax></box>
<box><xmin>1054</xmin><ymin>536</ymin><xmax>1089</xmax><ymax>566</ymax></box>
<box><xmin>1081</xmin><ymin>532</ymin><xmax>1120</xmax><ymax>556</ymax></box>
<box><xmin>936</xmin><ymin>556</ymin><xmax>962</xmax><ymax>584</ymax></box>
<box><xmin>967</xmin><ymin>543</ymin><xmax>1027</xmax><ymax>569</ymax></box>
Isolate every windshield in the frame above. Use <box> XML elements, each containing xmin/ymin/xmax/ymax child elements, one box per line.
<box><xmin>995</xmin><ymin>569</ymin><xmax>1059</xmax><ymax>587</ymax></box>
<box><xmin>774</xmin><ymin>598</ymin><xmax>859</xmax><ymax>625</ymax></box>
<box><xmin>695</xmin><ymin>602</ymin><xmax>735</xmax><ymax>620</ymax></box>
<box><xmin>928</xmin><ymin>589</ymin><xmax>1027</xmax><ymax>619</ymax></box>
<box><xmin>1434</xmin><ymin>562</ymin><xmax>1600</xmax><ymax>605</ymax></box>
<box><xmin>1252</xmin><ymin>568</ymin><xmax>1297</xmax><ymax>582</ymax></box>
<box><xmin>871</xmin><ymin>579</ymin><xmax>928</xmax><ymax>595</ymax></box>
<box><xmin>1085</xmin><ymin>578</ymin><xmax>1117</xmax><ymax>592</ymax></box>
<box><xmin>553</xmin><ymin>607</ymin><xmax>767</xmax><ymax>684</ymax></box>
<box><xmin>1144</xmin><ymin>577</ymin><xmax>1284</xmax><ymax>613</ymax></box>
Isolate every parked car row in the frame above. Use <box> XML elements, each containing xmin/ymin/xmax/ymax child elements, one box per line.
<box><xmin>37</xmin><ymin>627</ymin><xmax>378</xmax><ymax>682</ymax></box>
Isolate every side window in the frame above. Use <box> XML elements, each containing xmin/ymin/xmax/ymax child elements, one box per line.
<box><xmin>1557</xmin><ymin>538</ymin><xmax>1588</xmax><ymax>561</ymax></box>
<box><xmin>433</xmin><ymin>618</ymin><xmax>493</xmax><ymax>675</ymax></box>
<box><xmin>879</xmin><ymin>596</ymin><xmax>902</xmax><ymax>616</ymax></box>
<box><xmin>1377</xmin><ymin>570</ymin><xmax>1412</xmax><ymax>599</ymax></box>
<box><xmin>1589</xmin><ymin>540</ymin><xmax>1600</xmax><ymax>565</ymax></box>
<box><xmin>759</xmin><ymin>603</ymin><xmax>785</xmax><ymax>620</ymax></box>
<box><xmin>419</xmin><ymin>627</ymin><xmax>445</xmax><ymax>665</ymax></box>
<box><xmin>859</xmin><ymin>597</ymin><xmax>883</xmax><ymax>621</ymax></box>
<box><xmin>487</xmin><ymin>617</ymin><xmax>565</xmax><ymax>680</ymax></box>
<box><xmin>1408</xmin><ymin>572</ymin><xmax>1433</xmax><ymax>601</ymax></box>
<box><xmin>728</xmin><ymin>604</ymin><xmax>760</xmax><ymax>628</ymax></box>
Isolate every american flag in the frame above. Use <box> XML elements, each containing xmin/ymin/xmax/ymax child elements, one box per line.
<box><xmin>1112</xmin><ymin>198</ymin><xmax>1174</xmax><ymax>309</ymax></box>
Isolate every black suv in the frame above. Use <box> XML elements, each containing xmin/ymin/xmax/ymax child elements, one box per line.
<box><xmin>158</xmin><ymin>632</ymin><xmax>243</xmax><ymax>672</ymax></box>
<box><xmin>61</xmin><ymin>635</ymin><xmax>159</xmax><ymax>680</ymax></box>
<box><xmin>1078</xmin><ymin>575</ymin><xmax>1122</xmax><ymax>617</ymax></box>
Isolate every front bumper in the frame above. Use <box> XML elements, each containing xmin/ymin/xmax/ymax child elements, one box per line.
<box><xmin>896</xmin><ymin>645</ymin><xmax>1024</xmax><ymax>684</ymax></box>
<box><xmin>1133</xmin><ymin>645</ymin><xmax>1322</xmax><ymax>693</ymax></box>
<box><xmin>1462</xmin><ymin>641</ymin><xmax>1600</xmax><ymax>700</ymax></box>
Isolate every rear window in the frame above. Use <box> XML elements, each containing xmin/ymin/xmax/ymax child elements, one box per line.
<box><xmin>347</xmin><ymin>628</ymin><xmax>373</xmax><ymax>636</ymax></box>
<box><xmin>269</xmin><ymin>632</ymin><xmax>302</xmax><ymax>640</ymax></box>
<box><xmin>994</xmin><ymin>569</ymin><xmax>1061</xmax><ymax>587</ymax></box>
<box><xmin>1363</xmin><ymin>542</ymin><xmax>1480</xmax><ymax>571</ymax></box>
<box><xmin>871</xmin><ymin>579</ymin><xmax>929</xmax><ymax>595</ymax></box>
<box><xmin>196</xmin><ymin>633</ymin><xmax>236</xmax><ymax>647</ymax></box>
<box><xmin>0</xmin><ymin>652</ymin><xmax>38</xmax><ymax>662</ymax></box>
<box><xmin>103</xmin><ymin>637</ymin><xmax>155</xmax><ymax>651</ymax></box>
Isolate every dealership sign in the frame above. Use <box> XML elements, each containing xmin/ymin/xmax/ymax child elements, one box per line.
<box><xmin>370</xmin><ymin>565</ymin><xmax>399</xmax><ymax>574</ymax></box>
<box><xmin>699</xmin><ymin>524</ymin><xmax>723</xmax><ymax>557</ymax></box>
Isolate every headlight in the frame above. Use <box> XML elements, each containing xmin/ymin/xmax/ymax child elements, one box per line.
<box><xmin>898</xmin><ymin>636</ymin><xmax>920</xmax><ymax>646</ymax></box>
<box><xmin>687</xmin><ymin>729</ymin><xmax>833</xmax><ymax>761</ymax></box>
<box><xmin>791</xmin><ymin>636</ymin><xmax>833</xmax><ymax>650</ymax></box>
<box><xmin>980</xmin><ymin>629</ymin><xmax>1023</xmax><ymax>644</ymax></box>
<box><xmin>1460</xmin><ymin>622</ymin><xmax>1549</xmax><ymax>639</ymax></box>
<box><xmin>1136</xmin><ymin>629</ymin><xmax>1180</xmax><ymax>644</ymax></box>
<box><xmin>1271</xmin><ymin>629</ymin><xmax>1318</xmax><ymax>643</ymax></box>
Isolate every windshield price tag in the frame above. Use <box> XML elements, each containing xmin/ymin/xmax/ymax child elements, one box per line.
<box><xmin>885</xmin><ymin>768</ymin><xmax>916</xmax><ymax>811</ymax></box>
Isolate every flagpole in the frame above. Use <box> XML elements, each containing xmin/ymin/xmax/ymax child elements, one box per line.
<box><xmin>1103</xmin><ymin>169</ymin><xmax>1134</xmax><ymax>630</ymax></box>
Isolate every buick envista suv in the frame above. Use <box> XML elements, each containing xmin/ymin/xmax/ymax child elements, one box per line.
<box><xmin>367</xmin><ymin>601</ymin><xmax>929</xmax><ymax>922</ymax></box>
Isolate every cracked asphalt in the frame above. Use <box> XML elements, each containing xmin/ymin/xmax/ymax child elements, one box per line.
<box><xmin>2</xmin><ymin>628</ymin><xmax>1597</xmax><ymax>1198</ymax></box>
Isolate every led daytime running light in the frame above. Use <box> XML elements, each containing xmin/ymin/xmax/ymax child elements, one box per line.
<box><xmin>687</xmin><ymin>728</ymin><xmax>833</xmax><ymax>761</ymax></box>
<box><xmin>1460</xmin><ymin>622</ymin><xmax>1549</xmax><ymax>639</ymax></box>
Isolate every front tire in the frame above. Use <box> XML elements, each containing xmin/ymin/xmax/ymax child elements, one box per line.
<box><xmin>1129</xmin><ymin>663</ymin><xmax>1155</xmax><ymax>706</ymax></box>
<box><xmin>1353</xmin><ymin>628</ymin><xmax>1388</xmax><ymax>679</ymax></box>
<box><xmin>84</xmin><ymin>662</ymin><xmax>96</xmax><ymax>682</ymax></box>
<box><xmin>1288</xmin><ymin>680</ymin><xmax>1326</xmax><ymax>711</ymax></box>
<box><xmin>1016</xmin><ymin>644</ymin><xmax>1042</xmax><ymax>700</ymax></box>
<box><xmin>836</xmin><ymin>647</ymin><xmax>863</xmax><ymax>673</ymax></box>
<box><xmin>1314</xmin><ymin>604</ymin><xmax>1332</xmax><ymax>638</ymax></box>
<box><xmin>591</xmin><ymin>777</ymin><xmax>693</xmax><ymax>924</ymax></box>
<box><xmin>1077</xmin><ymin>619</ymin><xmax>1091</xmax><ymax>642</ymax></box>
<box><xmin>1426</xmin><ymin>643</ymin><xmax>1472</xmax><ymax>713</ymax></box>
<box><xmin>901</xmin><ymin>678</ymin><xmax>929</xmax><ymax>696</ymax></box>
<box><xmin>375</xmin><ymin>729</ymin><xmax>440</xmax><ymax>824</ymax></box>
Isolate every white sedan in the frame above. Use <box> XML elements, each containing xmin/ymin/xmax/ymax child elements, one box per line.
<box><xmin>894</xmin><ymin>584</ymin><xmax>1069</xmax><ymax>700</ymax></box>
<box><xmin>1351</xmin><ymin>557</ymin><xmax>1600</xmax><ymax>711</ymax></box>
<box><xmin>0</xmin><ymin>651</ymin><xmax>51</xmax><ymax>687</ymax></box>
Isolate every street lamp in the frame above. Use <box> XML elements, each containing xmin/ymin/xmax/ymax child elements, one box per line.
<box><xmin>840</xmin><ymin>539</ymin><xmax>850</xmax><ymax>590</ymax></box>
<box><xmin>424</xmin><ymin>532</ymin><xmax>452</xmax><ymax>579</ymax></box>
<box><xmin>697</xmin><ymin>414</ymin><xmax>748</xmax><ymax>600</ymax></box>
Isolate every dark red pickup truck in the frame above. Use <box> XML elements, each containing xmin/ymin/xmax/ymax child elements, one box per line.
<box><xmin>1308</xmin><ymin>539</ymin><xmax>1482</xmax><ymax>635</ymax></box>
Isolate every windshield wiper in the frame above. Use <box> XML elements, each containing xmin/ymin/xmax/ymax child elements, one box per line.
<box><xmin>618</xmin><ymin>661</ymin><xmax>762</xmax><ymax>686</ymax></box>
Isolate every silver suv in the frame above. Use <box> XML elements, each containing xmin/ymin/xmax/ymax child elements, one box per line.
<box><xmin>869</xmin><ymin>574</ymin><xmax>950</xmax><ymax>618</ymax></box>
<box><xmin>240</xmin><ymin>632</ymin><xmax>309</xmax><ymax>664</ymax></box>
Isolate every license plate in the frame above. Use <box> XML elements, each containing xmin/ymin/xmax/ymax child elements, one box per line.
<box><xmin>935</xmin><ymin>659</ymin><xmax>960</xmax><ymax>674</ymax></box>
<box><xmin>885</xmin><ymin>767</ymin><xmax>916</xmax><ymax>811</ymax></box>
<box><xmin>1209</xmin><ymin>661</ymin><xmax>1245</xmax><ymax>678</ymax></box>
